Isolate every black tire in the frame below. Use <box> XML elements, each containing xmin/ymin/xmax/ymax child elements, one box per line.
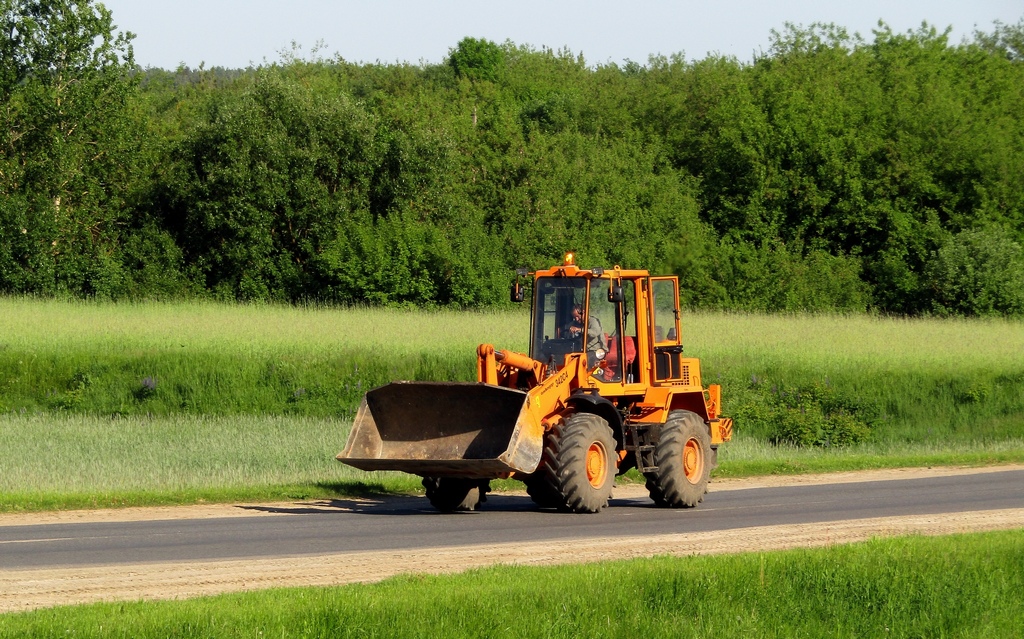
<box><xmin>523</xmin><ymin>420</ymin><xmax>566</xmax><ymax>509</ymax></box>
<box><xmin>644</xmin><ymin>410</ymin><xmax>711</xmax><ymax>508</ymax></box>
<box><xmin>544</xmin><ymin>413</ymin><xmax>617</xmax><ymax>513</ymax></box>
<box><xmin>422</xmin><ymin>477</ymin><xmax>489</xmax><ymax>512</ymax></box>
<box><xmin>523</xmin><ymin>471</ymin><xmax>562</xmax><ymax>509</ymax></box>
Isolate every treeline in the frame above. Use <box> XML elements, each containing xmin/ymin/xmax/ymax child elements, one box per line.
<box><xmin>2</xmin><ymin>1</ymin><xmax>1023</xmax><ymax>315</ymax></box>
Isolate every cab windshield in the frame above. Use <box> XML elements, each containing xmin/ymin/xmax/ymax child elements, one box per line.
<box><xmin>530</xmin><ymin>276</ymin><xmax>620</xmax><ymax>372</ymax></box>
<box><xmin>530</xmin><ymin>277</ymin><xmax>588</xmax><ymax>365</ymax></box>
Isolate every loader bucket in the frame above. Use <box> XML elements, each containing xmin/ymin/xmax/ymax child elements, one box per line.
<box><xmin>337</xmin><ymin>381</ymin><xmax>544</xmax><ymax>478</ymax></box>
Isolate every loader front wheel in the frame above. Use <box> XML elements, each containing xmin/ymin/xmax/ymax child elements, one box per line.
<box><xmin>523</xmin><ymin>472</ymin><xmax>562</xmax><ymax>509</ymax></box>
<box><xmin>555</xmin><ymin>413</ymin><xmax>616</xmax><ymax>513</ymax></box>
<box><xmin>422</xmin><ymin>477</ymin><xmax>489</xmax><ymax>513</ymax></box>
<box><xmin>645</xmin><ymin>410</ymin><xmax>710</xmax><ymax>508</ymax></box>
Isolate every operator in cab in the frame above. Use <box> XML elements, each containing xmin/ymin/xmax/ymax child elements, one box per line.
<box><xmin>566</xmin><ymin>303</ymin><xmax>608</xmax><ymax>360</ymax></box>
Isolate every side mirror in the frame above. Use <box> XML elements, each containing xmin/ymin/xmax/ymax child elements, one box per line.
<box><xmin>608</xmin><ymin>285</ymin><xmax>624</xmax><ymax>303</ymax></box>
<box><xmin>510</xmin><ymin>281</ymin><xmax>525</xmax><ymax>303</ymax></box>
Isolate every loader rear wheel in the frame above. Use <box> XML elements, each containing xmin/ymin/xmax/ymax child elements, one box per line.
<box><xmin>645</xmin><ymin>410</ymin><xmax>710</xmax><ymax>508</ymax></box>
<box><xmin>554</xmin><ymin>413</ymin><xmax>616</xmax><ymax>513</ymax></box>
<box><xmin>422</xmin><ymin>477</ymin><xmax>489</xmax><ymax>513</ymax></box>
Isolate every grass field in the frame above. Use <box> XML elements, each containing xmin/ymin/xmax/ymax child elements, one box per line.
<box><xmin>0</xmin><ymin>413</ymin><xmax>400</xmax><ymax>511</ymax></box>
<box><xmin>1</xmin><ymin>298</ymin><xmax>1023</xmax><ymax>510</ymax></box>
<box><xmin>2</xmin><ymin>411</ymin><xmax>1023</xmax><ymax>512</ymax></box>
<box><xmin>3</xmin><ymin>530</ymin><xmax>1023</xmax><ymax>637</ymax></box>
<box><xmin>2</xmin><ymin>409</ymin><xmax>1024</xmax><ymax>514</ymax></box>
<box><xmin>2</xmin><ymin>300</ymin><xmax>1022</xmax><ymax>635</ymax></box>
<box><xmin>0</xmin><ymin>299</ymin><xmax>519</xmax><ymax>417</ymax></box>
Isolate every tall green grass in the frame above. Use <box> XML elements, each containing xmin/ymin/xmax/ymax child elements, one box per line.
<box><xmin>3</xmin><ymin>413</ymin><xmax>1021</xmax><ymax>512</ymax></box>
<box><xmin>2</xmin><ymin>300</ymin><xmax>1022</xmax><ymax>442</ymax></box>
<box><xmin>0</xmin><ymin>413</ymin><xmax>419</xmax><ymax>511</ymax></box>
<box><xmin>2</xmin><ymin>299</ymin><xmax>1023</xmax><ymax>510</ymax></box>
<box><xmin>714</xmin><ymin>432</ymin><xmax>1024</xmax><ymax>477</ymax></box>
<box><xmin>695</xmin><ymin>312</ymin><xmax>1024</xmax><ymax>443</ymax></box>
<box><xmin>3</xmin><ymin>531</ymin><xmax>1023</xmax><ymax>637</ymax></box>
<box><xmin>0</xmin><ymin>299</ymin><xmax>525</xmax><ymax>417</ymax></box>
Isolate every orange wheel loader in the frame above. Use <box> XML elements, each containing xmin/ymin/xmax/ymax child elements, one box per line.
<box><xmin>337</xmin><ymin>252</ymin><xmax>733</xmax><ymax>513</ymax></box>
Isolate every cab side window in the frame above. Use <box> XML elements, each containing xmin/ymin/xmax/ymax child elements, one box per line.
<box><xmin>651</xmin><ymin>278</ymin><xmax>683</xmax><ymax>381</ymax></box>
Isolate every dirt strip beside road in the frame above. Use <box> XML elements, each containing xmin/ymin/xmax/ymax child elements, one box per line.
<box><xmin>3</xmin><ymin>507</ymin><xmax>1024</xmax><ymax>613</ymax></box>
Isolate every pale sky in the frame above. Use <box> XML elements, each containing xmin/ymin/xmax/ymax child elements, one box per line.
<box><xmin>99</xmin><ymin>1</ymin><xmax>1022</xmax><ymax>70</ymax></box>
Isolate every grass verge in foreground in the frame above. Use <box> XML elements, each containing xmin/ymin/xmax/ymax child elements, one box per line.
<box><xmin>3</xmin><ymin>531</ymin><xmax>1023</xmax><ymax>637</ymax></box>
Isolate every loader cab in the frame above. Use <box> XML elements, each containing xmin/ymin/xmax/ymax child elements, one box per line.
<box><xmin>529</xmin><ymin>275</ymin><xmax>635</xmax><ymax>383</ymax></box>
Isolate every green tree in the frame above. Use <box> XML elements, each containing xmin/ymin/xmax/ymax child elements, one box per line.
<box><xmin>0</xmin><ymin>0</ymin><xmax>144</xmax><ymax>296</ymax></box>
<box><xmin>924</xmin><ymin>227</ymin><xmax>1024</xmax><ymax>316</ymax></box>
<box><xmin>448</xmin><ymin>37</ymin><xmax>505</xmax><ymax>83</ymax></box>
<box><xmin>2</xmin><ymin>18</ymin><xmax>1019</xmax><ymax>313</ymax></box>
<box><xmin>973</xmin><ymin>18</ymin><xmax>1024</xmax><ymax>62</ymax></box>
<box><xmin>159</xmin><ymin>70</ymin><xmax>379</xmax><ymax>301</ymax></box>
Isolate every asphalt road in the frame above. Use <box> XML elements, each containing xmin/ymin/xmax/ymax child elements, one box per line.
<box><xmin>3</xmin><ymin>469</ymin><xmax>1023</xmax><ymax>571</ymax></box>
